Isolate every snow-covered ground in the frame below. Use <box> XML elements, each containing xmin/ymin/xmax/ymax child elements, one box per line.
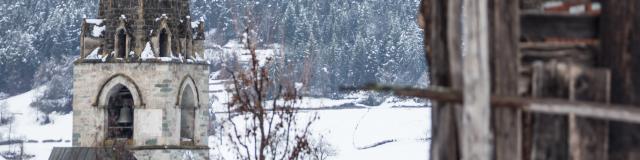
<box><xmin>210</xmin><ymin>107</ymin><xmax>431</xmax><ymax>160</ymax></box>
<box><xmin>209</xmin><ymin>75</ymin><xmax>432</xmax><ymax>159</ymax></box>
<box><xmin>299</xmin><ymin>107</ymin><xmax>430</xmax><ymax>159</ymax></box>
<box><xmin>0</xmin><ymin>87</ymin><xmax>72</xmax><ymax>160</ymax></box>
<box><xmin>206</xmin><ymin>40</ymin><xmax>432</xmax><ymax>159</ymax></box>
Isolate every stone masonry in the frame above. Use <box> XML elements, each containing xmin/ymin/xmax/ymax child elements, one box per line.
<box><xmin>81</xmin><ymin>0</ymin><xmax>205</xmax><ymax>60</ymax></box>
<box><xmin>72</xmin><ymin>62</ymin><xmax>210</xmax><ymax>159</ymax></box>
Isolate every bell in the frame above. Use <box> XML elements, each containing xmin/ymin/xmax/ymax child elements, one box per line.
<box><xmin>117</xmin><ymin>107</ymin><xmax>133</xmax><ymax>124</ymax></box>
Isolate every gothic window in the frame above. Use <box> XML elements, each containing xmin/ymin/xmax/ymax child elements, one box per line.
<box><xmin>117</xmin><ymin>29</ymin><xmax>127</xmax><ymax>58</ymax></box>
<box><xmin>107</xmin><ymin>85</ymin><xmax>134</xmax><ymax>140</ymax></box>
<box><xmin>180</xmin><ymin>85</ymin><xmax>196</xmax><ymax>143</ymax></box>
<box><xmin>159</xmin><ymin>29</ymin><xmax>169</xmax><ymax>57</ymax></box>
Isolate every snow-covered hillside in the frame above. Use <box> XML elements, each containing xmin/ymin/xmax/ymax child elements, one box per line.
<box><xmin>0</xmin><ymin>87</ymin><xmax>71</xmax><ymax>160</ymax></box>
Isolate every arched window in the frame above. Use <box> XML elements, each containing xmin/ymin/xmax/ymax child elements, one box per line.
<box><xmin>117</xmin><ymin>29</ymin><xmax>127</xmax><ymax>58</ymax></box>
<box><xmin>180</xmin><ymin>85</ymin><xmax>196</xmax><ymax>143</ymax></box>
<box><xmin>159</xmin><ymin>29</ymin><xmax>169</xmax><ymax>57</ymax></box>
<box><xmin>106</xmin><ymin>85</ymin><xmax>134</xmax><ymax>140</ymax></box>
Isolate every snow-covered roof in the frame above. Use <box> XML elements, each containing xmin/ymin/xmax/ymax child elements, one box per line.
<box><xmin>85</xmin><ymin>47</ymin><xmax>102</xmax><ymax>60</ymax></box>
<box><xmin>83</xmin><ymin>19</ymin><xmax>105</xmax><ymax>38</ymax></box>
<box><xmin>91</xmin><ymin>25</ymin><xmax>106</xmax><ymax>37</ymax></box>
<box><xmin>191</xmin><ymin>21</ymin><xmax>201</xmax><ymax>29</ymax></box>
<box><xmin>85</xmin><ymin>19</ymin><xmax>104</xmax><ymax>25</ymax></box>
<box><xmin>155</xmin><ymin>14</ymin><xmax>169</xmax><ymax>22</ymax></box>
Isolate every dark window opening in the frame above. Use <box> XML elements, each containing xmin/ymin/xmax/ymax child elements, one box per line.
<box><xmin>159</xmin><ymin>29</ymin><xmax>169</xmax><ymax>57</ymax></box>
<box><xmin>117</xmin><ymin>30</ymin><xmax>127</xmax><ymax>58</ymax></box>
<box><xmin>107</xmin><ymin>86</ymin><xmax>134</xmax><ymax>140</ymax></box>
<box><xmin>180</xmin><ymin>85</ymin><xmax>196</xmax><ymax>143</ymax></box>
<box><xmin>186</xmin><ymin>40</ymin><xmax>192</xmax><ymax>59</ymax></box>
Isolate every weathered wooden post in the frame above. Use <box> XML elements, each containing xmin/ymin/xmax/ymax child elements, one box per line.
<box><xmin>424</xmin><ymin>0</ymin><xmax>493</xmax><ymax>159</ymax></box>
<box><xmin>488</xmin><ymin>0</ymin><xmax>521</xmax><ymax>159</ymax></box>
<box><xmin>425</xmin><ymin>0</ymin><xmax>461</xmax><ymax>159</ymax></box>
<box><xmin>599</xmin><ymin>1</ymin><xmax>640</xmax><ymax>159</ymax></box>
<box><xmin>460</xmin><ymin>0</ymin><xmax>493</xmax><ymax>159</ymax></box>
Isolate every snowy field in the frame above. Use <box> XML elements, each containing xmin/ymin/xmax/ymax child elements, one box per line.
<box><xmin>210</xmin><ymin>107</ymin><xmax>431</xmax><ymax>160</ymax></box>
<box><xmin>209</xmin><ymin>78</ymin><xmax>432</xmax><ymax>159</ymax></box>
<box><xmin>0</xmin><ymin>88</ymin><xmax>72</xmax><ymax>160</ymax></box>
<box><xmin>308</xmin><ymin>108</ymin><xmax>430</xmax><ymax>159</ymax></box>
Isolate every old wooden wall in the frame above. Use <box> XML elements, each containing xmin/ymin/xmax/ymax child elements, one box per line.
<box><xmin>424</xmin><ymin>0</ymin><xmax>512</xmax><ymax>159</ymax></box>
<box><xmin>421</xmin><ymin>0</ymin><xmax>633</xmax><ymax>159</ymax></box>
<box><xmin>600</xmin><ymin>1</ymin><xmax>640</xmax><ymax>160</ymax></box>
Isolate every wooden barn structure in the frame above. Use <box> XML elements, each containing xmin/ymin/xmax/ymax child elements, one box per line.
<box><xmin>414</xmin><ymin>0</ymin><xmax>640</xmax><ymax>159</ymax></box>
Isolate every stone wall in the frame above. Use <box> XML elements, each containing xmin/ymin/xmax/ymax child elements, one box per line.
<box><xmin>132</xmin><ymin>149</ymin><xmax>209</xmax><ymax>159</ymax></box>
<box><xmin>96</xmin><ymin>0</ymin><xmax>192</xmax><ymax>55</ymax></box>
<box><xmin>72</xmin><ymin>62</ymin><xmax>210</xmax><ymax>148</ymax></box>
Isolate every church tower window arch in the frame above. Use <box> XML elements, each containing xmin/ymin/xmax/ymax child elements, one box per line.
<box><xmin>177</xmin><ymin>76</ymin><xmax>199</xmax><ymax>144</ymax></box>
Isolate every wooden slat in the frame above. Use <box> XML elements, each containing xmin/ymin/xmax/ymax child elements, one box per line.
<box><xmin>344</xmin><ymin>84</ymin><xmax>640</xmax><ymax>124</ymax></box>
<box><xmin>529</xmin><ymin>61</ymin><xmax>568</xmax><ymax>160</ymax></box>
<box><xmin>521</xmin><ymin>12</ymin><xmax>599</xmax><ymax>41</ymax></box>
<box><xmin>426</xmin><ymin>0</ymin><xmax>461</xmax><ymax>159</ymax></box>
<box><xmin>567</xmin><ymin>65</ymin><xmax>610</xmax><ymax>160</ymax></box>
<box><xmin>489</xmin><ymin>0</ymin><xmax>522</xmax><ymax>159</ymax></box>
<box><xmin>460</xmin><ymin>0</ymin><xmax>492</xmax><ymax>159</ymax></box>
<box><xmin>599</xmin><ymin>2</ymin><xmax>640</xmax><ymax>158</ymax></box>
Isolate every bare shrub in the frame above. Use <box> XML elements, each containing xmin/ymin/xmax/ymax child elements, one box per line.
<box><xmin>220</xmin><ymin>27</ymin><xmax>329</xmax><ymax>160</ymax></box>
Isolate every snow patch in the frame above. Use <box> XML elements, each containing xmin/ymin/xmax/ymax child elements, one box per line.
<box><xmin>191</xmin><ymin>21</ymin><xmax>201</xmax><ymax>29</ymax></box>
<box><xmin>85</xmin><ymin>47</ymin><xmax>101</xmax><ymax>60</ymax></box>
<box><xmin>159</xmin><ymin>57</ymin><xmax>173</xmax><ymax>62</ymax></box>
<box><xmin>0</xmin><ymin>87</ymin><xmax>72</xmax><ymax>160</ymax></box>
<box><xmin>91</xmin><ymin>25</ymin><xmax>105</xmax><ymax>37</ymax></box>
<box><xmin>141</xmin><ymin>42</ymin><xmax>155</xmax><ymax>60</ymax></box>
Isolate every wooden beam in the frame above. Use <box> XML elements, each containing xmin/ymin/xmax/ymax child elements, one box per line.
<box><xmin>599</xmin><ymin>1</ymin><xmax>640</xmax><ymax>159</ymax></box>
<box><xmin>342</xmin><ymin>84</ymin><xmax>640</xmax><ymax>124</ymax></box>
<box><xmin>567</xmin><ymin>66</ymin><xmax>610</xmax><ymax>160</ymax></box>
<box><xmin>427</xmin><ymin>0</ymin><xmax>462</xmax><ymax>159</ymax></box>
<box><xmin>529</xmin><ymin>61</ymin><xmax>569</xmax><ymax>160</ymax></box>
<box><xmin>489</xmin><ymin>0</ymin><xmax>521</xmax><ymax>159</ymax></box>
<box><xmin>526</xmin><ymin>101</ymin><xmax>640</xmax><ymax>124</ymax></box>
<box><xmin>459</xmin><ymin>0</ymin><xmax>492</xmax><ymax>159</ymax></box>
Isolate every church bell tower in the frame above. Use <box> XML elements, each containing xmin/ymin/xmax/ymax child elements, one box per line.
<box><xmin>68</xmin><ymin>0</ymin><xmax>210</xmax><ymax>159</ymax></box>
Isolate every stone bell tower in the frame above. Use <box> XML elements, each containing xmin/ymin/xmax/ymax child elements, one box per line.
<box><xmin>63</xmin><ymin>0</ymin><xmax>210</xmax><ymax>159</ymax></box>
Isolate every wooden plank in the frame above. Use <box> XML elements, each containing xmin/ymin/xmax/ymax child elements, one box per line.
<box><xmin>459</xmin><ymin>0</ymin><xmax>492</xmax><ymax>159</ymax></box>
<box><xmin>525</xmin><ymin>101</ymin><xmax>640</xmax><ymax>123</ymax></box>
<box><xmin>599</xmin><ymin>1</ymin><xmax>640</xmax><ymax>159</ymax></box>
<box><xmin>529</xmin><ymin>62</ymin><xmax>568</xmax><ymax>160</ymax></box>
<box><xmin>521</xmin><ymin>13</ymin><xmax>599</xmax><ymax>41</ymax></box>
<box><xmin>488</xmin><ymin>0</ymin><xmax>521</xmax><ymax>159</ymax></box>
<box><xmin>520</xmin><ymin>42</ymin><xmax>597</xmax><ymax>65</ymax></box>
<box><xmin>345</xmin><ymin>84</ymin><xmax>640</xmax><ymax>124</ymax></box>
<box><xmin>567</xmin><ymin>66</ymin><xmax>610</xmax><ymax>160</ymax></box>
<box><xmin>426</xmin><ymin>0</ymin><xmax>461</xmax><ymax>159</ymax></box>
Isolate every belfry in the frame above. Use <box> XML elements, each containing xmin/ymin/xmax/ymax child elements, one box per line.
<box><xmin>51</xmin><ymin>0</ymin><xmax>211</xmax><ymax>159</ymax></box>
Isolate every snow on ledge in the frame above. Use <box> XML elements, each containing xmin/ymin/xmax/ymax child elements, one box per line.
<box><xmin>141</xmin><ymin>42</ymin><xmax>155</xmax><ymax>60</ymax></box>
<box><xmin>85</xmin><ymin>19</ymin><xmax>103</xmax><ymax>25</ymax></box>
<box><xmin>85</xmin><ymin>47</ymin><xmax>101</xmax><ymax>60</ymax></box>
